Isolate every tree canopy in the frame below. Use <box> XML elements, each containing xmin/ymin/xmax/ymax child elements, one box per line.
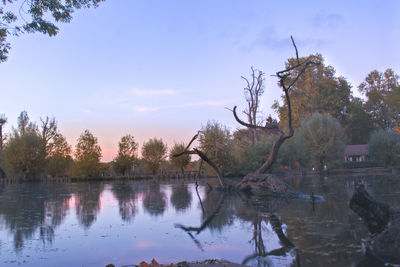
<box><xmin>295</xmin><ymin>113</ymin><xmax>346</xmax><ymax>171</ymax></box>
<box><xmin>369</xmin><ymin>130</ymin><xmax>400</xmax><ymax>167</ymax></box>
<box><xmin>169</xmin><ymin>143</ymin><xmax>190</xmax><ymax>174</ymax></box>
<box><xmin>142</xmin><ymin>137</ymin><xmax>167</xmax><ymax>174</ymax></box>
<box><xmin>0</xmin><ymin>111</ymin><xmax>46</xmax><ymax>179</ymax></box>
<box><xmin>199</xmin><ymin>121</ymin><xmax>232</xmax><ymax>175</ymax></box>
<box><xmin>73</xmin><ymin>129</ymin><xmax>102</xmax><ymax>177</ymax></box>
<box><xmin>0</xmin><ymin>0</ymin><xmax>105</xmax><ymax>62</ymax></box>
<box><xmin>273</xmin><ymin>54</ymin><xmax>351</xmax><ymax>130</ymax></box>
<box><xmin>358</xmin><ymin>69</ymin><xmax>400</xmax><ymax>130</ymax></box>
<box><xmin>112</xmin><ymin>134</ymin><xmax>138</xmax><ymax>176</ymax></box>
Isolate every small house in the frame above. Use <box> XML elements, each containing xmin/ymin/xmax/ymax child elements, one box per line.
<box><xmin>344</xmin><ymin>144</ymin><xmax>369</xmax><ymax>162</ymax></box>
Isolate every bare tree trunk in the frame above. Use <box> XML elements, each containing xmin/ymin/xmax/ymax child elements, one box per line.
<box><xmin>233</xmin><ymin>37</ymin><xmax>319</xmax><ymax>192</ymax></box>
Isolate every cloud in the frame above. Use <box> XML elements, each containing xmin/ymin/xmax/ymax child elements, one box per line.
<box><xmin>131</xmin><ymin>89</ymin><xmax>177</xmax><ymax>96</ymax></box>
<box><xmin>244</xmin><ymin>26</ymin><xmax>329</xmax><ymax>52</ymax></box>
<box><xmin>132</xmin><ymin>106</ymin><xmax>160</xmax><ymax>113</ymax></box>
<box><xmin>251</xmin><ymin>27</ymin><xmax>292</xmax><ymax>50</ymax></box>
<box><xmin>313</xmin><ymin>13</ymin><xmax>344</xmax><ymax>28</ymax></box>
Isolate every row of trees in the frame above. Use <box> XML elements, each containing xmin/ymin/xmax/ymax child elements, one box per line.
<box><xmin>0</xmin><ymin>110</ymin><xmax>399</xmax><ymax>180</ymax></box>
<box><xmin>0</xmin><ymin>111</ymin><xmax>192</xmax><ymax>179</ymax></box>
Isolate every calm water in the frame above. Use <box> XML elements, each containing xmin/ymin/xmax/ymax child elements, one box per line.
<box><xmin>0</xmin><ymin>175</ymin><xmax>399</xmax><ymax>267</ymax></box>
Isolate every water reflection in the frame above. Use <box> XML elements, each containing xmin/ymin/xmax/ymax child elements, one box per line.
<box><xmin>170</xmin><ymin>184</ymin><xmax>192</xmax><ymax>212</ymax></box>
<box><xmin>0</xmin><ymin>183</ymin><xmax>70</xmax><ymax>250</ymax></box>
<box><xmin>72</xmin><ymin>182</ymin><xmax>104</xmax><ymax>229</ymax></box>
<box><xmin>111</xmin><ymin>182</ymin><xmax>137</xmax><ymax>222</ymax></box>
<box><xmin>0</xmin><ymin>175</ymin><xmax>398</xmax><ymax>267</ymax></box>
<box><xmin>142</xmin><ymin>182</ymin><xmax>166</xmax><ymax>217</ymax></box>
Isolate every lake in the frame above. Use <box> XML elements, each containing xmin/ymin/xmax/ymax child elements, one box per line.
<box><xmin>0</xmin><ymin>175</ymin><xmax>399</xmax><ymax>267</ymax></box>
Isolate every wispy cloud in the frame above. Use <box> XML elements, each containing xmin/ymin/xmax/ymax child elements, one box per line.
<box><xmin>313</xmin><ymin>13</ymin><xmax>344</xmax><ymax>28</ymax></box>
<box><xmin>132</xmin><ymin>106</ymin><xmax>160</xmax><ymax>113</ymax></box>
<box><xmin>243</xmin><ymin>26</ymin><xmax>329</xmax><ymax>52</ymax></box>
<box><xmin>131</xmin><ymin>89</ymin><xmax>177</xmax><ymax>96</ymax></box>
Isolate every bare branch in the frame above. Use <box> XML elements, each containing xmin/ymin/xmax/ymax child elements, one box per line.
<box><xmin>173</xmin><ymin>133</ymin><xmax>225</xmax><ymax>187</ymax></box>
<box><xmin>233</xmin><ymin>106</ymin><xmax>279</xmax><ymax>130</ymax></box>
<box><xmin>290</xmin><ymin>35</ymin><xmax>299</xmax><ymax>64</ymax></box>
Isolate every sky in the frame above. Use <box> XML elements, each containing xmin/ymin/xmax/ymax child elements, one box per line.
<box><xmin>1</xmin><ymin>0</ymin><xmax>399</xmax><ymax>161</ymax></box>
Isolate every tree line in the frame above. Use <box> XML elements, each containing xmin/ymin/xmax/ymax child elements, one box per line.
<box><xmin>0</xmin><ymin>54</ymin><xmax>399</xmax><ymax>179</ymax></box>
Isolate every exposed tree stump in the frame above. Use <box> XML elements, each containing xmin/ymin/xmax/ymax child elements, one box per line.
<box><xmin>236</xmin><ymin>173</ymin><xmax>298</xmax><ymax>197</ymax></box>
<box><xmin>349</xmin><ymin>184</ymin><xmax>392</xmax><ymax>234</ymax></box>
<box><xmin>350</xmin><ymin>184</ymin><xmax>400</xmax><ymax>264</ymax></box>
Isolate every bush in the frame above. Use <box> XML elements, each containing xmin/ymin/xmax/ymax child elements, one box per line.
<box><xmin>295</xmin><ymin>113</ymin><xmax>346</xmax><ymax>171</ymax></box>
<box><xmin>1</xmin><ymin>131</ymin><xmax>46</xmax><ymax>179</ymax></box>
<box><xmin>368</xmin><ymin>130</ymin><xmax>400</xmax><ymax>167</ymax></box>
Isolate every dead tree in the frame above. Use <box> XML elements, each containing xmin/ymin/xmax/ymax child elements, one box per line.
<box><xmin>233</xmin><ymin>36</ymin><xmax>319</xmax><ymax>176</ymax></box>
<box><xmin>350</xmin><ymin>184</ymin><xmax>400</xmax><ymax>264</ymax></box>
<box><xmin>172</xmin><ymin>132</ymin><xmax>226</xmax><ymax>187</ymax></box>
<box><xmin>242</xmin><ymin>67</ymin><xmax>265</xmax><ymax>145</ymax></box>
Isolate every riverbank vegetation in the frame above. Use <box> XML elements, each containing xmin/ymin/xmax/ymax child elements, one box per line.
<box><xmin>0</xmin><ymin>57</ymin><xmax>399</xmax><ymax>180</ymax></box>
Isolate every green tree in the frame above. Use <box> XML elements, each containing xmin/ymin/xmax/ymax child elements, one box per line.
<box><xmin>112</xmin><ymin>134</ymin><xmax>138</xmax><ymax>176</ymax></box>
<box><xmin>73</xmin><ymin>130</ymin><xmax>102</xmax><ymax>177</ymax></box>
<box><xmin>358</xmin><ymin>69</ymin><xmax>400</xmax><ymax>130</ymax></box>
<box><xmin>232</xmin><ymin>129</ymin><xmax>275</xmax><ymax>175</ymax></box>
<box><xmin>47</xmin><ymin>133</ymin><xmax>72</xmax><ymax>177</ymax></box>
<box><xmin>344</xmin><ymin>97</ymin><xmax>374</xmax><ymax>144</ymax></box>
<box><xmin>142</xmin><ymin>138</ymin><xmax>167</xmax><ymax>174</ymax></box>
<box><xmin>0</xmin><ymin>0</ymin><xmax>105</xmax><ymax>62</ymax></box>
<box><xmin>273</xmin><ymin>54</ymin><xmax>351</xmax><ymax>130</ymax></box>
<box><xmin>169</xmin><ymin>143</ymin><xmax>190</xmax><ymax>174</ymax></box>
<box><xmin>295</xmin><ymin>113</ymin><xmax>346</xmax><ymax>171</ymax></box>
<box><xmin>198</xmin><ymin>121</ymin><xmax>232</xmax><ymax>175</ymax></box>
<box><xmin>1</xmin><ymin>111</ymin><xmax>46</xmax><ymax>179</ymax></box>
<box><xmin>368</xmin><ymin>130</ymin><xmax>400</xmax><ymax>167</ymax></box>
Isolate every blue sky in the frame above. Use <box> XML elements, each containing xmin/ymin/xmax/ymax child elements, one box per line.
<box><xmin>1</xmin><ymin>0</ymin><xmax>399</xmax><ymax>161</ymax></box>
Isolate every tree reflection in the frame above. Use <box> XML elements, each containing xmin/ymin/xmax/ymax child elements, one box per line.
<box><xmin>0</xmin><ymin>183</ymin><xmax>71</xmax><ymax>251</ymax></box>
<box><xmin>111</xmin><ymin>182</ymin><xmax>137</xmax><ymax>222</ymax></box>
<box><xmin>142</xmin><ymin>182</ymin><xmax>166</xmax><ymax>217</ymax></box>
<box><xmin>170</xmin><ymin>183</ymin><xmax>192</xmax><ymax>212</ymax></box>
<box><xmin>201</xmin><ymin>190</ymin><xmax>234</xmax><ymax>232</ymax></box>
<box><xmin>236</xmin><ymin>193</ymin><xmax>297</xmax><ymax>267</ymax></box>
<box><xmin>73</xmin><ymin>182</ymin><xmax>104</xmax><ymax>229</ymax></box>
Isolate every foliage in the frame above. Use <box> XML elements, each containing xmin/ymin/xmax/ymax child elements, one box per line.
<box><xmin>368</xmin><ymin>130</ymin><xmax>400</xmax><ymax>167</ymax></box>
<box><xmin>276</xmin><ymin>138</ymin><xmax>299</xmax><ymax>169</ymax></box>
<box><xmin>358</xmin><ymin>69</ymin><xmax>400</xmax><ymax>130</ymax></box>
<box><xmin>231</xmin><ymin>129</ymin><xmax>274</xmax><ymax>175</ymax></box>
<box><xmin>273</xmin><ymin>54</ymin><xmax>351</xmax><ymax>130</ymax></box>
<box><xmin>47</xmin><ymin>133</ymin><xmax>72</xmax><ymax>177</ymax></box>
<box><xmin>344</xmin><ymin>97</ymin><xmax>374</xmax><ymax>144</ymax></box>
<box><xmin>142</xmin><ymin>137</ymin><xmax>167</xmax><ymax>174</ymax></box>
<box><xmin>112</xmin><ymin>134</ymin><xmax>138</xmax><ymax>176</ymax></box>
<box><xmin>198</xmin><ymin>121</ymin><xmax>232</xmax><ymax>175</ymax></box>
<box><xmin>169</xmin><ymin>143</ymin><xmax>190</xmax><ymax>173</ymax></box>
<box><xmin>40</xmin><ymin>116</ymin><xmax>58</xmax><ymax>153</ymax></box>
<box><xmin>295</xmin><ymin>113</ymin><xmax>346</xmax><ymax>170</ymax></box>
<box><xmin>1</xmin><ymin>112</ymin><xmax>45</xmax><ymax>179</ymax></box>
<box><xmin>73</xmin><ymin>130</ymin><xmax>102</xmax><ymax>177</ymax></box>
<box><xmin>0</xmin><ymin>0</ymin><xmax>105</xmax><ymax>62</ymax></box>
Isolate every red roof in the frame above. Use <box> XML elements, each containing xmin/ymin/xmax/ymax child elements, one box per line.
<box><xmin>344</xmin><ymin>144</ymin><xmax>369</xmax><ymax>156</ymax></box>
